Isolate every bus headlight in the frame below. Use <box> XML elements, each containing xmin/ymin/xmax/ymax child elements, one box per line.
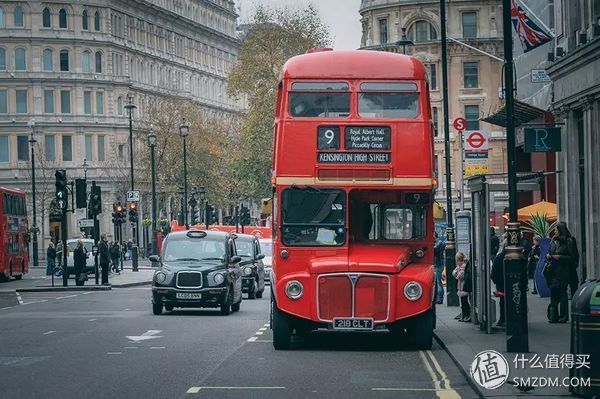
<box><xmin>414</xmin><ymin>249</ymin><xmax>425</xmax><ymax>259</ymax></box>
<box><xmin>285</xmin><ymin>280</ymin><xmax>303</xmax><ymax>300</ymax></box>
<box><xmin>404</xmin><ymin>281</ymin><xmax>423</xmax><ymax>301</ymax></box>
<box><xmin>154</xmin><ymin>272</ymin><xmax>167</xmax><ymax>284</ymax></box>
<box><xmin>243</xmin><ymin>266</ymin><xmax>253</xmax><ymax>276</ymax></box>
<box><xmin>213</xmin><ymin>272</ymin><xmax>225</xmax><ymax>285</ymax></box>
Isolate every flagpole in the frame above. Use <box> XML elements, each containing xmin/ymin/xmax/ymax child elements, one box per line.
<box><xmin>514</xmin><ymin>0</ymin><xmax>555</xmax><ymax>37</ymax></box>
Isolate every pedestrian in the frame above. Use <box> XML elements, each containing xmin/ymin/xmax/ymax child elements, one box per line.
<box><xmin>98</xmin><ymin>233</ymin><xmax>110</xmax><ymax>285</ymax></box>
<box><xmin>528</xmin><ymin>235</ymin><xmax>542</xmax><ymax>295</ymax></box>
<box><xmin>127</xmin><ymin>239</ymin><xmax>133</xmax><ymax>260</ymax></box>
<box><xmin>73</xmin><ymin>240</ymin><xmax>87</xmax><ymax>286</ymax></box>
<box><xmin>453</xmin><ymin>252</ymin><xmax>472</xmax><ymax>322</ymax></box>
<box><xmin>491</xmin><ymin>243</ymin><xmax>507</xmax><ymax>327</ymax></box>
<box><xmin>122</xmin><ymin>241</ymin><xmax>127</xmax><ymax>261</ymax></box>
<box><xmin>546</xmin><ymin>222</ymin><xmax>579</xmax><ymax>323</ymax></box>
<box><xmin>46</xmin><ymin>242</ymin><xmax>56</xmax><ymax>276</ymax></box>
<box><xmin>490</xmin><ymin>227</ymin><xmax>500</xmax><ymax>262</ymax></box>
<box><xmin>110</xmin><ymin>242</ymin><xmax>120</xmax><ymax>274</ymax></box>
<box><xmin>433</xmin><ymin>232</ymin><xmax>445</xmax><ymax>304</ymax></box>
<box><xmin>55</xmin><ymin>240</ymin><xmax>63</xmax><ymax>269</ymax></box>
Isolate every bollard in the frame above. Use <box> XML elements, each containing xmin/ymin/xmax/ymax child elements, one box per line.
<box><xmin>132</xmin><ymin>246</ymin><xmax>139</xmax><ymax>272</ymax></box>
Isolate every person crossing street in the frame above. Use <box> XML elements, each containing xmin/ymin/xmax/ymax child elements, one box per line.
<box><xmin>98</xmin><ymin>234</ymin><xmax>110</xmax><ymax>285</ymax></box>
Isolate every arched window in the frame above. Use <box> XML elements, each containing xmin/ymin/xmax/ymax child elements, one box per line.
<box><xmin>117</xmin><ymin>96</ymin><xmax>123</xmax><ymax>115</ymax></box>
<box><xmin>59</xmin><ymin>49</ymin><xmax>69</xmax><ymax>71</ymax></box>
<box><xmin>94</xmin><ymin>11</ymin><xmax>100</xmax><ymax>31</ymax></box>
<box><xmin>58</xmin><ymin>8</ymin><xmax>67</xmax><ymax>28</ymax></box>
<box><xmin>43</xmin><ymin>48</ymin><xmax>53</xmax><ymax>71</ymax></box>
<box><xmin>82</xmin><ymin>50</ymin><xmax>91</xmax><ymax>73</ymax></box>
<box><xmin>407</xmin><ymin>20</ymin><xmax>438</xmax><ymax>43</ymax></box>
<box><xmin>82</xmin><ymin>10</ymin><xmax>88</xmax><ymax>30</ymax></box>
<box><xmin>0</xmin><ymin>7</ymin><xmax>5</xmax><ymax>29</ymax></box>
<box><xmin>13</xmin><ymin>6</ymin><xmax>24</xmax><ymax>27</ymax></box>
<box><xmin>14</xmin><ymin>48</ymin><xmax>26</xmax><ymax>70</ymax></box>
<box><xmin>0</xmin><ymin>48</ymin><xmax>6</xmax><ymax>70</ymax></box>
<box><xmin>95</xmin><ymin>51</ymin><xmax>102</xmax><ymax>73</ymax></box>
<box><xmin>42</xmin><ymin>7</ymin><xmax>51</xmax><ymax>27</ymax></box>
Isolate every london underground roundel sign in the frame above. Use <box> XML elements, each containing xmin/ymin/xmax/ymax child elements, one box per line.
<box><xmin>466</xmin><ymin>131</ymin><xmax>486</xmax><ymax>150</ymax></box>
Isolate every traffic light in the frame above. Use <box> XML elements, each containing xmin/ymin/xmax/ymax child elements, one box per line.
<box><xmin>240</xmin><ymin>206</ymin><xmax>250</xmax><ymax>226</ymax></box>
<box><xmin>75</xmin><ymin>179</ymin><xmax>87</xmax><ymax>209</ymax></box>
<box><xmin>128</xmin><ymin>202</ymin><xmax>138</xmax><ymax>224</ymax></box>
<box><xmin>191</xmin><ymin>207</ymin><xmax>200</xmax><ymax>225</ymax></box>
<box><xmin>116</xmin><ymin>202</ymin><xmax>126</xmax><ymax>224</ymax></box>
<box><xmin>55</xmin><ymin>170</ymin><xmax>68</xmax><ymax>211</ymax></box>
<box><xmin>112</xmin><ymin>203</ymin><xmax>120</xmax><ymax>224</ymax></box>
<box><xmin>205</xmin><ymin>204</ymin><xmax>218</xmax><ymax>225</ymax></box>
<box><xmin>90</xmin><ymin>184</ymin><xmax>102</xmax><ymax>217</ymax></box>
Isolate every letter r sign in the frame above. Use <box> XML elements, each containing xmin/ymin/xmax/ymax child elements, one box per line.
<box><xmin>523</xmin><ymin>127</ymin><xmax>562</xmax><ymax>153</ymax></box>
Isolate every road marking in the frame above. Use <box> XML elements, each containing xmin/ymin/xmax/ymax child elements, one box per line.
<box><xmin>255</xmin><ymin>331</ymin><xmax>263</xmax><ymax>335</ymax></box>
<box><xmin>82</xmin><ymin>292</ymin><xmax>93</xmax><ymax>295</ymax></box>
<box><xmin>123</xmin><ymin>347</ymin><xmax>138</xmax><ymax>350</ymax></box>
<box><xmin>253</xmin><ymin>340</ymin><xmax>273</xmax><ymax>343</ymax></box>
<box><xmin>258</xmin><ymin>327</ymin><xmax>267</xmax><ymax>331</ymax></box>
<box><xmin>88</xmin><ymin>318</ymin><xmax>97</xmax><ymax>322</ymax></box>
<box><xmin>55</xmin><ymin>295</ymin><xmax>78</xmax><ymax>300</ymax></box>
<box><xmin>418</xmin><ymin>350</ymin><xmax>461</xmax><ymax>399</ymax></box>
<box><xmin>0</xmin><ymin>307</ymin><xmax>12</xmax><ymax>311</ymax></box>
<box><xmin>43</xmin><ymin>330</ymin><xmax>56</xmax><ymax>335</ymax></box>
<box><xmin>247</xmin><ymin>337</ymin><xmax>258</xmax><ymax>342</ymax></box>
<box><xmin>150</xmin><ymin>347</ymin><xmax>165</xmax><ymax>350</ymax></box>
<box><xmin>263</xmin><ymin>323</ymin><xmax>270</xmax><ymax>327</ymax></box>
<box><xmin>16</xmin><ymin>294</ymin><xmax>23</xmax><ymax>304</ymax></box>
<box><xmin>187</xmin><ymin>387</ymin><xmax>201</xmax><ymax>394</ymax></box>
<box><xmin>373</xmin><ymin>388</ymin><xmax>447</xmax><ymax>391</ymax></box>
<box><xmin>123</xmin><ymin>308</ymin><xmax>131</xmax><ymax>311</ymax></box>
<box><xmin>106</xmin><ymin>352</ymin><xmax>122</xmax><ymax>355</ymax></box>
<box><xmin>126</xmin><ymin>330</ymin><xmax>163</xmax><ymax>342</ymax></box>
<box><xmin>186</xmin><ymin>386</ymin><xmax>285</xmax><ymax>392</ymax></box>
<box><xmin>21</xmin><ymin>300</ymin><xmax>48</xmax><ymax>305</ymax></box>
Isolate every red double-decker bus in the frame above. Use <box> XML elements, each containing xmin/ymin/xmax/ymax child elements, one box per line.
<box><xmin>270</xmin><ymin>49</ymin><xmax>436</xmax><ymax>349</ymax></box>
<box><xmin>0</xmin><ymin>187</ymin><xmax>29</xmax><ymax>281</ymax></box>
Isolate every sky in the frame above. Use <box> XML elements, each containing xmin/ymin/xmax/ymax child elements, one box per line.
<box><xmin>235</xmin><ymin>0</ymin><xmax>363</xmax><ymax>50</ymax></box>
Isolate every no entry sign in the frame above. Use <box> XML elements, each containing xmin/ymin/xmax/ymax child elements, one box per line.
<box><xmin>464</xmin><ymin>130</ymin><xmax>488</xmax><ymax>151</ymax></box>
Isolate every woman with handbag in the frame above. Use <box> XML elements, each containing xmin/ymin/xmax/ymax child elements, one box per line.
<box><xmin>453</xmin><ymin>252</ymin><xmax>472</xmax><ymax>322</ymax></box>
<box><xmin>73</xmin><ymin>240</ymin><xmax>87</xmax><ymax>287</ymax></box>
<box><xmin>528</xmin><ymin>235</ymin><xmax>541</xmax><ymax>295</ymax></box>
<box><xmin>547</xmin><ymin>222</ymin><xmax>578</xmax><ymax>323</ymax></box>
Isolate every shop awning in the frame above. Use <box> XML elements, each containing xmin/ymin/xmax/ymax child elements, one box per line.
<box><xmin>503</xmin><ymin>200</ymin><xmax>557</xmax><ymax>222</ymax></box>
<box><xmin>481</xmin><ymin>99</ymin><xmax>546</xmax><ymax>128</ymax></box>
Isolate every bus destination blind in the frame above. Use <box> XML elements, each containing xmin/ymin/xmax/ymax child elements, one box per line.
<box><xmin>345</xmin><ymin>126</ymin><xmax>390</xmax><ymax>150</ymax></box>
<box><xmin>317</xmin><ymin>152</ymin><xmax>390</xmax><ymax>164</ymax></box>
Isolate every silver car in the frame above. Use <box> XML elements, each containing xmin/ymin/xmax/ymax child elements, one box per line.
<box><xmin>259</xmin><ymin>238</ymin><xmax>272</xmax><ymax>283</ymax></box>
<box><xmin>65</xmin><ymin>239</ymin><xmax>95</xmax><ymax>276</ymax></box>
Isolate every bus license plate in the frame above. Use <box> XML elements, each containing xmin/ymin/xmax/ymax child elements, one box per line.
<box><xmin>333</xmin><ymin>318</ymin><xmax>373</xmax><ymax>330</ymax></box>
<box><xmin>176</xmin><ymin>293</ymin><xmax>202</xmax><ymax>300</ymax></box>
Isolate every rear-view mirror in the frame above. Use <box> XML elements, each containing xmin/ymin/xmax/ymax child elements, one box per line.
<box><xmin>255</xmin><ymin>254</ymin><xmax>265</xmax><ymax>261</ymax></box>
<box><xmin>230</xmin><ymin>256</ymin><xmax>242</xmax><ymax>264</ymax></box>
<box><xmin>149</xmin><ymin>255</ymin><xmax>161</xmax><ymax>263</ymax></box>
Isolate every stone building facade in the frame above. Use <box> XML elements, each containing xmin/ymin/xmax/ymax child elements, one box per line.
<box><xmin>548</xmin><ymin>0</ymin><xmax>600</xmax><ymax>280</ymax></box>
<box><xmin>0</xmin><ymin>0</ymin><xmax>241</xmax><ymax>256</ymax></box>
<box><xmin>359</xmin><ymin>0</ymin><xmax>507</xmax><ymax>214</ymax></box>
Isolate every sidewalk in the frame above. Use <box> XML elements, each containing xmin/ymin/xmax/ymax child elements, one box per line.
<box><xmin>435</xmin><ymin>291</ymin><xmax>573</xmax><ymax>398</ymax></box>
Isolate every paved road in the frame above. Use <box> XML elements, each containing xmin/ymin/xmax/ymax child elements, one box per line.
<box><xmin>0</xmin><ymin>288</ymin><xmax>479</xmax><ymax>399</ymax></box>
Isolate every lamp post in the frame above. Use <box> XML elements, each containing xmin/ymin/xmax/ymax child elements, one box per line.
<box><xmin>197</xmin><ymin>186</ymin><xmax>207</xmax><ymax>226</ymax></box>
<box><xmin>28</xmin><ymin>119</ymin><xmax>39</xmax><ymax>267</ymax></box>
<box><xmin>83</xmin><ymin>158</ymin><xmax>88</xmax><ymax>180</ymax></box>
<box><xmin>179</xmin><ymin>118</ymin><xmax>190</xmax><ymax>228</ymax></box>
<box><xmin>147</xmin><ymin>128</ymin><xmax>157</xmax><ymax>256</ymax></box>
<box><xmin>395</xmin><ymin>27</ymin><xmax>414</xmax><ymax>55</ymax></box>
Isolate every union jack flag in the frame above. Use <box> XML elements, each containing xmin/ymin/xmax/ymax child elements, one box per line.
<box><xmin>511</xmin><ymin>0</ymin><xmax>553</xmax><ymax>53</ymax></box>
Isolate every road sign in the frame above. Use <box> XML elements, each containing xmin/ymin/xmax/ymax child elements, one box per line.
<box><xmin>531</xmin><ymin>69</ymin><xmax>551</xmax><ymax>83</ymax></box>
<box><xmin>127</xmin><ymin>190</ymin><xmax>140</xmax><ymax>202</ymax></box>
<box><xmin>453</xmin><ymin>117</ymin><xmax>467</xmax><ymax>132</ymax></box>
<box><xmin>78</xmin><ymin>219</ymin><xmax>94</xmax><ymax>228</ymax></box>
<box><xmin>57</xmin><ymin>191</ymin><xmax>66</xmax><ymax>199</ymax></box>
<box><xmin>56</xmin><ymin>199</ymin><xmax>67</xmax><ymax>210</ymax></box>
<box><xmin>464</xmin><ymin>131</ymin><xmax>489</xmax><ymax>151</ymax></box>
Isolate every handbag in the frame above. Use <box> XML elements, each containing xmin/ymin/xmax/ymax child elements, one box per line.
<box><xmin>542</xmin><ymin>260</ymin><xmax>553</xmax><ymax>280</ymax></box>
<box><xmin>78</xmin><ymin>272</ymin><xmax>89</xmax><ymax>282</ymax></box>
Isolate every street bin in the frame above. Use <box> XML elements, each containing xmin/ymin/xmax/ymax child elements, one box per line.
<box><xmin>570</xmin><ymin>279</ymin><xmax>600</xmax><ymax>397</ymax></box>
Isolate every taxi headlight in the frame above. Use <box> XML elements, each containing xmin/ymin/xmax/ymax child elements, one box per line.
<box><xmin>285</xmin><ymin>280</ymin><xmax>303</xmax><ymax>300</ymax></box>
<box><xmin>213</xmin><ymin>272</ymin><xmax>225</xmax><ymax>285</ymax></box>
<box><xmin>243</xmin><ymin>266</ymin><xmax>253</xmax><ymax>276</ymax></box>
<box><xmin>154</xmin><ymin>271</ymin><xmax>167</xmax><ymax>284</ymax></box>
<box><xmin>404</xmin><ymin>281</ymin><xmax>423</xmax><ymax>301</ymax></box>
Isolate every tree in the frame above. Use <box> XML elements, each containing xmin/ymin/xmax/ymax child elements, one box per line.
<box><xmin>228</xmin><ymin>4</ymin><xmax>331</xmax><ymax>200</ymax></box>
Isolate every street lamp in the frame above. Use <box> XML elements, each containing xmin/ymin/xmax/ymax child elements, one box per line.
<box><xmin>28</xmin><ymin>119</ymin><xmax>39</xmax><ymax>267</ymax></box>
<box><xmin>147</xmin><ymin>127</ymin><xmax>157</xmax><ymax>256</ymax></box>
<box><xmin>179</xmin><ymin>118</ymin><xmax>190</xmax><ymax>228</ymax></box>
<box><xmin>82</xmin><ymin>158</ymin><xmax>88</xmax><ymax>180</ymax></box>
<box><xmin>395</xmin><ymin>28</ymin><xmax>414</xmax><ymax>55</ymax></box>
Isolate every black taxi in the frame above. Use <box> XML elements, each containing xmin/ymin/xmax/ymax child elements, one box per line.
<box><xmin>150</xmin><ymin>230</ymin><xmax>243</xmax><ymax>315</ymax></box>
<box><xmin>233</xmin><ymin>234</ymin><xmax>266</xmax><ymax>299</ymax></box>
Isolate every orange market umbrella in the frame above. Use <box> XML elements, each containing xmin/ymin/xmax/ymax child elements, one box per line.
<box><xmin>503</xmin><ymin>201</ymin><xmax>557</xmax><ymax>222</ymax></box>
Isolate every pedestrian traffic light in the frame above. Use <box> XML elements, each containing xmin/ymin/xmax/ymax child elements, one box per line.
<box><xmin>240</xmin><ymin>206</ymin><xmax>250</xmax><ymax>226</ymax></box>
<box><xmin>55</xmin><ymin>169</ymin><xmax>68</xmax><ymax>211</ymax></box>
<box><xmin>128</xmin><ymin>202</ymin><xmax>138</xmax><ymax>224</ymax></box>
<box><xmin>205</xmin><ymin>204</ymin><xmax>218</xmax><ymax>225</ymax></box>
<box><xmin>90</xmin><ymin>184</ymin><xmax>102</xmax><ymax>216</ymax></box>
<box><xmin>75</xmin><ymin>179</ymin><xmax>87</xmax><ymax>209</ymax></box>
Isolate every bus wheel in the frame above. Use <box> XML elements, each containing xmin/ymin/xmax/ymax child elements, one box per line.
<box><xmin>408</xmin><ymin>309</ymin><xmax>434</xmax><ymax>350</ymax></box>
<box><xmin>14</xmin><ymin>275</ymin><xmax>22</xmax><ymax>280</ymax></box>
<box><xmin>272</xmin><ymin>301</ymin><xmax>292</xmax><ymax>350</ymax></box>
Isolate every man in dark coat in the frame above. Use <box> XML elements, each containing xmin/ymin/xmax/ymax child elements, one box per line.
<box><xmin>547</xmin><ymin>222</ymin><xmax>578</xmax><ymax>322</ymax></box>
<box><xmin>433</xmin><ymin>232</ymin><xmax>445</xmax><ymax>304</ymax></box>
<box><xmin>98</xmin><ymin>233</ymin><xmax>110</xmax><ymax>285</ymax></box>
<box><xmin>491</xmin><ymin>246</ymin><xmax>506</xmax><ymax>327</ymax></box>
<box><xmin>490</xmin><ymin>227</ymin><xmax>500</xmax><ymax>262</ymax></box>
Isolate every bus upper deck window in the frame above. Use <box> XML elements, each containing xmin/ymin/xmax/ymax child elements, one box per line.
<box><xmin>359</xmin><ymin>82</ymin><xmax>419</xmax><ymax>119</ymax></box>
<box><xmin>289</xmin><ymin>82</ymin><xmax>350</xmax><ymax>118</ymax></box>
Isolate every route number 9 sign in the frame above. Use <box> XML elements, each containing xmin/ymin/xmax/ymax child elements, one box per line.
<box><xmin>318</xmin><ymin>126</ymin><xmax>340</xmax><ymax>150</ymax></box>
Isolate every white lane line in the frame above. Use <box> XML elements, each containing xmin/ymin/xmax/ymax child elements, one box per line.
<box><xmin>247</xmin><ymin>336</ymin><xmax>258</xmax><ymax>342</ymax></box>
<box><xmin>258</xmin><ymin>327</ymin><xmax>267</xmax><ymax>331</ymax></box>
<box><xmin>150</xmin><ymin>347</ymin><xmax>166</xmax><ymax>350</ymax></box>
<box><xmin>88</xmin><ymin>319</ymin><xmax>97</xmax><ymax>322</ymax></box>
<box><xmin>255</xmin><ymin>331</ymin><xmax>263</xmax><ymax>335</ymax></box>
<box><xmin>16</xmin><ymin>294</ymin><xmax>23</xmax><ymax>304</ymax></box>
<box><xmin>106</xmin><ymin>352</ymin><xmax>122</xmax><ymax>355</ymax></box>
<box><xmin>188</xmin><ymin>386</ymin><xmax>286</xmax><ymax>390</ymax></box>
<box><xmin>123</xmin><ymin>347</ymin><xmax>138</xmax><ymax>349</ymax></box>
<box><xmin>81</xmin><ymin>292</ymin><xmax>93</xmax><ymax>295</ymax></box>
<box><xmin>263</xmin><ymin>323</ymin><xmax>270</xmax><ymax>327</ymax></box>
<box><xmin>253</xmin><ymin>340</ymin><xmax>273</xmax><ymax>343</ymax></box>
<box><xmin>55</xmin><ymin>294</ymin><xmax>78</xmax><ymax>300</ymax></box>
<box><xmin>187</xmin><ymin>387</ymin><xmax>201</xmax><ymax>394</ymax></box>
<box><xmin>21</xmin><ymin>300</ymin><xmax>48</xmax><ymax>305</ymax></box>
<box><xmin>43</xmin><ymin>330</ymin><xmax>56</xmax><ymax>335</ymax></box>
<box><xmin>0</xmin><ymin>306</ymin><xmax>12</xmax><ymax>310</ymax></box>
<box><xmin>123</xmin><ymin>308</ymin><xmax>131</xmax><ymax>311</ymax></box>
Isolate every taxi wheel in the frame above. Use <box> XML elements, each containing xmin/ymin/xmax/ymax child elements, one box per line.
<box><xmin>256</xmin><ymin>289</ymin><xmax>263</xmax><ymax>299</ymax></box>
<box><xmin>165</xmin><ymin>304</ymin><xmax>174</xmax><ymax>312</ymax></box>
<box><xmin>272</xmin><ymin>302</ymin><xmax>292</xmax><ymax>350</ymax></box>
<box><xmin>152</xmin><ymin>302</ymin><xmax>163</xmax><ymax>315</ymax></box>
<box><xmin>220</xmin><ymin>288</ymin><xmax>232</xmax><ymax>316</ymax></box>
<box><xmin>248</xmin><ymin>284</ymin><xmax>257</xmax><ymax>299</ymax></box>
<box><xmin>232</xmin><ymin>301</ymin><xmax>240</xmax><ymax>312</ymax></box>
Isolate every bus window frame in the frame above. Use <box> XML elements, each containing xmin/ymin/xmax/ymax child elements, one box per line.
<box><xmin>367</xmin><ymin>204</ymin><xmax>427</xmax><ymax>241</ymax></box>
<box><xmin>287</xmin><ymin>81</ymin><xmax>352</xmax><ymax>119</ymax></box>
<box><xmin>358</xmin><ymin>81</ymin><xmax>421</xmax><ymax>120</ymax></box>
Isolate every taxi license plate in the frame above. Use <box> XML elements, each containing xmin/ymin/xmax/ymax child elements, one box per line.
<box><xmin>332</xmin><ymin>318</ymin><xmax>374</xmax><ymax>330</ymax></box>
<box><xmin>176</xmin><ymin>293</ymin><xmax>202</xmax><ymax>300</ymax></box>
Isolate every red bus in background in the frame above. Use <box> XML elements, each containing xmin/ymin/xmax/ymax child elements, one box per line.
<box><xmin>0</xmin><ymin>187</ymin><xmax>29</xmax><ymax>281</ymax></box>
<box><xmin>270</xmin><ymin>49</ymin><xmax>436</xmax><ymax>349</ymax></box>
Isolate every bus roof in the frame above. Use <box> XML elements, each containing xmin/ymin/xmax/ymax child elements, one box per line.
<box><xmin>280</xmin><ymin>50</ymin><xmax>426</xmax><ymax>81</ymax></box>
<box><xmin>0</xmin><ymin>186</ymin><xmax>26</xmax><ymax>196</ymax></box>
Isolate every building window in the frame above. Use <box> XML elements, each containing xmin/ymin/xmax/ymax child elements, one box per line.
<box><xmin>96</xmin><ymin>92</ymin><xmax>104</xmax><ymax>114</ymax></box>
<box><xmin>17</xmin><ymin>136</ymin><xmax>29</xmax><ymax>161</ymax></box>
<box><xmin>13</xmin><ymin>6</ymin><xmax>23</xmax><ymax>27</ymax></box>
<box><xmin>95</xmin><ymin>51</ymin><xmax>102</xmax><ymax>73</ymax></box>
<box><xmin>85</xmin><ymin>135</ymin><xmax>93</xmax><ymax>161</ymax></box>
<box><xmin>462</xmin><ymin>12</ymin><xmax>477</xmax><ymax>39</ymax></box>
<box><xmin>463</xmin><ymin>62</ymin><xmax>479</xmax><ymax>88</ymax></box>
<box><xmin>42</xmin><ymin>7</ymin><xmax>51</xmax><ymax>27</ymax></box>
<box><xmin>0</xmin><ymin>7</ymin><xmax>4</xmax><ymax>29</ymax></box>
<box><xmin>82</xmin><ymin>51</ymin><xmax>91</xmax><ymax>73</ymax></box>
<box><xmin>60</xmin><ymin>90</ymin><xmax>71</xmax><ymax>113</ymax></box>
<box><xmin>408</xmin><ymin>20</ymin><xmax>437</xmax><ymax>42</ymax></box>
<box><xmin>45</xmin><ymin>135</ymin><xmax>55</xmax><ymax>161</ymax></box>
<box><xmin>0</xmin><ymin>136</ymin><xmax>8</xmax><ymax>162</ymax></box>
<box><xmin>0</xmin><ymin>48</ymin><xmax>5</xmax><ymax>70</ymax></box>
<box><xmin>59</xmin><ymin>49</ymin><xmax>69</xmax><ymax>71</ymax></box>
<box><xmin>427</xmin><ymin>63</ymin><xmax>437</xmax><ymax>90</ymax></box>
<box><xmin>43</xmin><ymin>49</ymin><xmax>53</xmax><ymax>71</ymax></box>
<box><xmin>97</xmin><ymin>135</ymin><xmax>105</xmax><ymax>161</ymax></box>
<box><xmin>379</xmin><ymin>18</ymin><xmax>388</xmax><ymax>44</ymax></box>
<box><xmin>82</xmin><ymin>9</ymin><xmax>88</xmax><ymax>30</ymax></box>
<box><xmin>84</xmin><ymin>91</ymin><xmax>91</xmax><ymax>114</ymax></box>
<box><xmin>117</xmin><ymin>96</ymin><xmax>123</xmax><ymax>115</ymax></box>
<box><xmin>62</xmin><ymin>135</ymin><xmax>72</xmax><ymax>161</ymax></box>
<box><xmin>58</xmin><ymin>9</ymin><xmax>67</xmax><ymax>29</ymax></box>
<box><xmin>44</xmin><ymin>89</ymin><xmax>54</xmax><ymax>113</ymax></box>
<box><xmin>118</xmin><ymin>144</ymin><xmax>125</xmax><ymax>161</ymax></box>
<box><xmin>16</xmin><ymin>90</ymin><xmax>27</xmax><ymax>113</ymax></box>
<box><xmin>0</xmin><ymin>90</ymin><xmax>6</xmax><ymax>113</ymax></box>
<box><xmin>94</xmin><ymin>11</ymin><xmax>100</xmax><ymax>31</ymax></box>
<box><xmin>14</xmin><ymin>48</ymin><xmax>26</xmax><ymax>71</ymax></box>
<box><xmin>433</xmin><ymin>106</ymin><xmax>439</xmax><ymax>137</ymax></box>
<box><xmin>465</xmin><ymin>105</ymin><xmax>480</xmax><ymax>130</ymax></box>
